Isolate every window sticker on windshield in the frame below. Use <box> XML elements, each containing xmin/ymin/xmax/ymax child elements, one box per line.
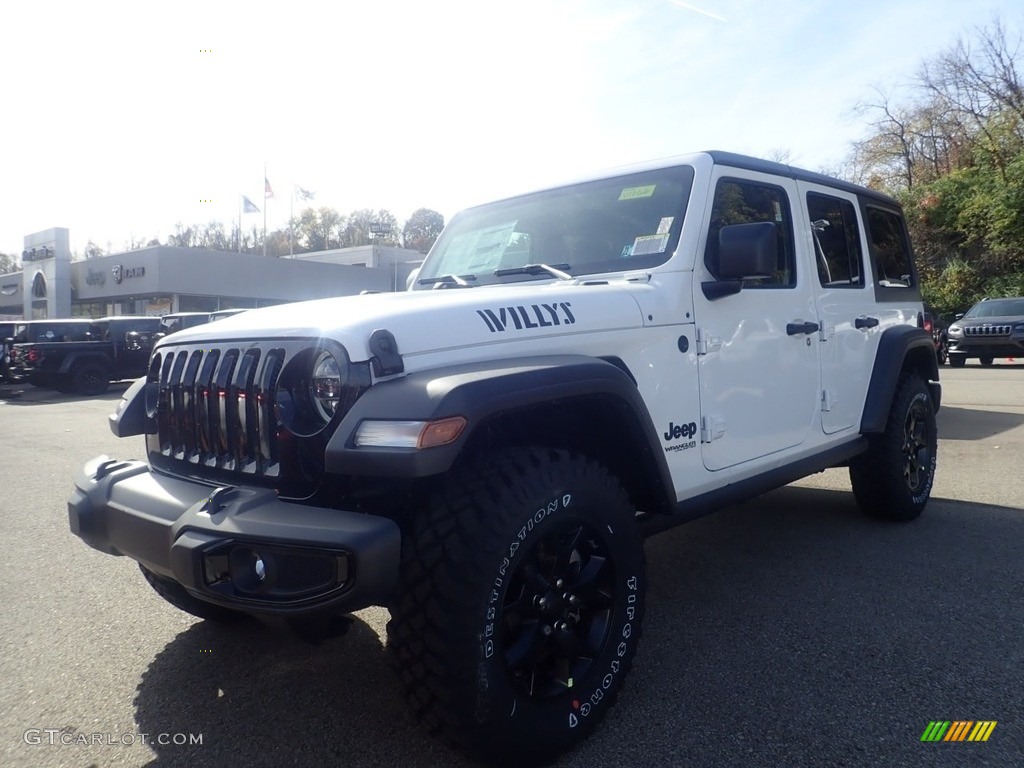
<box><xmin>657</xmin><ymin>217</ymin><xmax>674</xmax><ymax>234</ymax></box>
<box><xmin>773</xmin><ymin>201</ymin><xmax>783</xmax><ymax>222</ymax></box>
<box><xmin>443</xmin><ymin>222</ymin><xmax>518</xmax><ymax>272</ymax></box>
<box><xmin>619</xmin><ymin>185</ymin><xmax>656</xmax><ymax>201</ymax></box>
<box><xmin>632</xmin><ymin>234</ymin><xmax>670</xmax><ymax>256</ymax></box>
<box><xmin>620</xmin><ymin>244</ymin><xmax>634</xmax><ymax>258</ymax></box>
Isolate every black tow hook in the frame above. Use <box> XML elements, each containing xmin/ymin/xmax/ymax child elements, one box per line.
<box><xmin>94</xmin><ymin>459</ymin><xmax>130</xmax><ymax>481</ymax></box>
<box><xmin>203</xmin><ymin>486</ymin><xmax>237</xmax><ymax>514</ymax></box>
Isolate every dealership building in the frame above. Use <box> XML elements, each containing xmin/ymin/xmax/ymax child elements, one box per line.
<box><xmin>2</xmin><ymin>227</ymin><xmax>426</xmax><ymax>320</ymax></box>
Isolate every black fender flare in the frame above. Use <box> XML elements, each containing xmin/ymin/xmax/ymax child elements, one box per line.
<box><xmin>108</xmin><ymin>376</ymin><xmax>149</xmax><ymax>437</ymax></box>
<box><xmin>326</xmin><ymin>355</ymin><xmax>675</xmax><ymax>501</ymax></box>
<box><xmin>860</xmin><ymin>326</ymin><xmax>940</xmax><ymax>434</ymax></box>
<box><xmin>58</xmin><ymin>351</ymin><xmax>113</xmax><ymax>375</ymax></box>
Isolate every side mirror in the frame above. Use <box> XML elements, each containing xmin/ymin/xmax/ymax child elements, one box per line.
<box><xmin>955</xmin><ymin>313</ymin><xmax>964</xmax><ymax>320</ymax></box>
<box><xmin>124</xmin><ymin>334</ymin><xmax>134</xmax><ymax>350</ymax></box>
<box><xmin>702</xmin><ymin>222</ymin><xmax>777</xmax><ymax>300</ymax></box>
<box><xmin>717</xmin><ymin>222</ymin><xmax>777</xmax><ymax>279</ymax></box>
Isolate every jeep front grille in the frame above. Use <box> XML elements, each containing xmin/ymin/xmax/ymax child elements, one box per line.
<box><xmin>154</xmin><ymin>344</ymin><xmax>286</xmax><ymax>478</ymax></box>
<box><xmin>964</xmin><ymin>324</ymin><xmax>1011</xmax><ymax>336</ymax></box>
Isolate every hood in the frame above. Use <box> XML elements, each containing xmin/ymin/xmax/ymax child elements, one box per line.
<box><xmin>158</xmin><ymin>281</ymin><xmax>646</xmax><ymax>362</ymax></box>
<box><xmin>954</xmin><ymin>314</ymin><xmax>1023</xmax><ymax>325</ymax></box>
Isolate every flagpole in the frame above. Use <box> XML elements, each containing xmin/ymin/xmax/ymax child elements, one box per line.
<box><xmin>289</xmin><ymin>186</ymin><xmax>294</xmax><ymax>258</ymax></box>
<box><xmin>263</xmin><ymin>162</ymin><xmax>268</xmax><ymax>257</ymax></box>
<box><xmin>238</xmin><ymin>195</ymin><xmax>242</xmax><ymax>253</ymax></box>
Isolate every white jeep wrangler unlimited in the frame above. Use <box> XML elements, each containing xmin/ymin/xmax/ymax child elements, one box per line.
<box><xmin>69</xmin><ymin>151</ymin><xmax>940</xmax><ymax>763</ymax></box>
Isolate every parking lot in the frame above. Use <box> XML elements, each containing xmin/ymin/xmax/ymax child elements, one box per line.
<box><xmin>1</xmin><ymin>364</ymin><xmax>1022</xmax><ymax>767</ymax></box>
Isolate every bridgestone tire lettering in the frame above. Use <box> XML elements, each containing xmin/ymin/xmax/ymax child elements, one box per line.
<box><xmin>386</xmin><ymin>448</ymin><xmax>645</xmax><ymax>764</ymax></box>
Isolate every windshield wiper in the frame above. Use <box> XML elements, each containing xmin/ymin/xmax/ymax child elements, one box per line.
<box><xmin>418</xmin><ymin>274</ymin><xmax>477</xmax><ymax>287</ymax></box>
<box><xmin>493</xmin><ymin>263</ymin><xmax>573</xmax><ymax>280</ymax></box>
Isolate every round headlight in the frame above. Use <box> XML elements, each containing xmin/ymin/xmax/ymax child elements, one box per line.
<box><xmin>311</xmin><ymin>350</ymin><xmax>343</xmax><ymax>421</ymax></box>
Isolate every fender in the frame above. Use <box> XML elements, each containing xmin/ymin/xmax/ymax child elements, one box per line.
<box><xmin>860</xmin><ymin>326</ymin><xmax>940</xmax><ymax>434</ymax></box>
<box><xmin>326</xmin><ymin>355</ymin><xmax>675</xmax><ymax>500</ymax></box>
<box><xmin>57</xmin><ymin>350</ymin><xmax>114</xmax><ymax>375</ymax></box>
<box><xmin>109</xmin><ymin>376</ymin><xmax>149</xmax><ymax>438</ymax></box>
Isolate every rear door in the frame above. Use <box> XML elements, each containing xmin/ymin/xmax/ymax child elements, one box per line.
<box><xmin>797</xmin><ymin>183</ymin><xmax>877</xmax><ymax>434</ymax></box>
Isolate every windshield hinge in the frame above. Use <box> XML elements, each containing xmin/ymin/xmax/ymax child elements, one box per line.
<box><xmin>368</xmin><ymin>329</ymin><xmax>404</xmax><ymax>377</ymax></box>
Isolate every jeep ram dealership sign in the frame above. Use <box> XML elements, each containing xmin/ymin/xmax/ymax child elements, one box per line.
<box><xmin>74</xmin><ymin>252</ymin><xmax>158</xmax><ymax>299</ymax></box>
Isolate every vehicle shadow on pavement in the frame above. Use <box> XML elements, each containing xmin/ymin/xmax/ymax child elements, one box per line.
<box><xmin>131</xmin><ymin>485</ymin><xmax>1024</xmax><ymax>768</ymax></box>
<box><xmin>133</xmin><ymin>615</ymin><xmax>471</xmax><ymax>768</ymax></box>
<box><xmin>0</xmin><ymin>382</ymin><xmax>130</xmax><ymax>405</ymax></box>
<box><xmin>572</xmin><ymin>485</ymin><xmax>1023</xmax><ymax>768</ymax></box>
<box><xmin>937</xmin><ymin>405</ymin><xmax>1024</xmax><ymax>440</ymax></box>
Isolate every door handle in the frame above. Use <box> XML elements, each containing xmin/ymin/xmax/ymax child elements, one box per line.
<box><xmin>786</xmin><ymin>321</ymin><xmax>820</xmax><ymax>336</ymax></box>
<box><xmin>855</xmin><ymin>316</ymin><xmax>880</xmax><ymax>329</ymax></box>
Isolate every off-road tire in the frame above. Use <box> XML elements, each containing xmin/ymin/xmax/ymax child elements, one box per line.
<box><xmin>849</xmin><ymin>374</ymin><xmax>936</xmax><ymax>521</ymax></box>
<box><xmin>28</xmin><ymin>373</ymin><xmax>55</xmax><ymax>389</ymax></box>
<box><xmin>72</xmin><ymin>362</ymin><xmax>110</xmax><ymax>396</ymax></box>
<box><xmin>139</xmin><ymin>564</ymin><xmax>248</xmax><ymax>623</ymax></box>
<box><xmin>949</xmin><ymin>354</ymin><xmax>966</xmax><ymax>368</ymax></box>
<box><xmin>387</xmin><ymin>448</ymin><xmax>645</xmax><ymax>764</ymax></box>
<box><xmin>980</xmin><ymin>355</ymin><xmax>995</xmax><ymax>367</ymax></box>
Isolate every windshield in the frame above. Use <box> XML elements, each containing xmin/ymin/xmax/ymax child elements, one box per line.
<box><xmin>416</xmin><ymin>165</ymin><xmax>695</xmax><ymax>287</ymax></box>
<box><xmin>964</xmin><ymin>298</ymin><xmax>1024</xmax><ymax>318</ymax></box>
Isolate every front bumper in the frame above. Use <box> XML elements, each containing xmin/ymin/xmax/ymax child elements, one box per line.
<box><xmin>68</xmin><ymin>455</ymin><xmax>401</xmax><ymax>616</ymax></box>
<box><xmin>947</xmin><ymin>338</ymin><xmax>1024</xmax><ymax>357</ymax></box>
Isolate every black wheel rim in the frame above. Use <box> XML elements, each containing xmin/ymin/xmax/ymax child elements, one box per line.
<box><xmin>902</xmin><ymin>402</ymin><xmax>931</xmax><ymax>491</ymax></box>
<box><xmin>499</xmin><ymin>520</ymin><xmax>614</xmax><ymax>699</ymax></box>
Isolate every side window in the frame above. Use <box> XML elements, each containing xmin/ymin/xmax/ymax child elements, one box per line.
<box><xmin>865</xmin><ymin>206</ymin><xmax>915</xmax><ymax>288</ymax></box>
<box><xmin>705</xmin><ymin>178</ymin><xmax>795</xmax><ymax>287</ymax></box>
<box><xmin>807</xmin><ymin>193</ymin><xmax>864</xmax><ymax>288</ymax></box>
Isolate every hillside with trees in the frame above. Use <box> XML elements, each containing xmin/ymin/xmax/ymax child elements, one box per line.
<box><xmin>843</xmin><ymin>17</ymin><xmax>1024</xmax><ymax>318</ymax></box>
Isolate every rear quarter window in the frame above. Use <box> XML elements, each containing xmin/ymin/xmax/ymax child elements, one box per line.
<box><xmin>864</xmin><ymin>206</ymin><xmax>915</xmax><ymax>289</ymax></box>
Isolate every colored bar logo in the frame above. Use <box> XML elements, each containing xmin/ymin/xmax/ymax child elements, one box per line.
<box><xmin>921</xmin><ymin>721</ymin><xmax>997</xmax><ymax>742</ymax></box>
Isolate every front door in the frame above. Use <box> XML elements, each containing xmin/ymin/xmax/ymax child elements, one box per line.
<box><xmin>694</xmin><ymin>170</ymin><xmax>821</xmax><ymax>471</ymax></box>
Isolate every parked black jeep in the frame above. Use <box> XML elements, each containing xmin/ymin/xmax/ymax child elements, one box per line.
<box><xmin>10</xmin><ymin>316</ymin><xmax>160</xmax><ymax>394</ymax></box>
<box><xmin>0</xmin><ymin>321</ymin><xmax>24</xmax><ymax>383</ymax></box>
<box><xmin>5</xmin><ymin>319</ymin><xmax>94</xmax><ymax>385</ymax></box>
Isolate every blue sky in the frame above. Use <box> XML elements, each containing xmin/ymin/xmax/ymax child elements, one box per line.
<box><xmin>2</xmin><ymin>0</ymin><xmax>1021</xmax><ymax>256</ymax></box>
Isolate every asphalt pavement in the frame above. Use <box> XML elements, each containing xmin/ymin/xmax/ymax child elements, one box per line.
<box><xmin>0</xmin><ymin>363</ymin><xmax>1021</xmax><ymax>768</ymax></box>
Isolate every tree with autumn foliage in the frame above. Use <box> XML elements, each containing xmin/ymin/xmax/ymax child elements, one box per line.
<box><xmin>846</xmin><ymin>16</ymin><xmax>1024</xmax><ymax>318</ymax></box>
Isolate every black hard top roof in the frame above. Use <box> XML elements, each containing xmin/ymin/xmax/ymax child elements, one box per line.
<box><xmin>707</xmin><ymin>151</ymin><xmax>901</xmax><ymax>208</ymax></box>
